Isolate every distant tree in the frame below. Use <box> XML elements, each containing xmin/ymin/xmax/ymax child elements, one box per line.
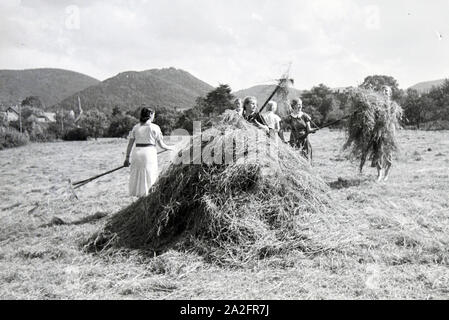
<box><xmin>0</xmin><ymin>126</ymin><xmax>29</xmax><ymax>150</ymax></box>
<box><xmin>202</xmin><ymin>84</ymin><xmax>234</xmax><ymax>116</ymax></box>
<box><xmin>79</xmin><ymin>109</ymin><xmax>108</xmax><ymax>139</ymax></box>
<box><xmin>426</xmin><ymin>79</ymin><xmax>449</xmax><ymax>121</ymax></box>
<box><xmin>21</xmin><ymin>96</ymin><xmax>44</xmax><ymax>109</ymax></box>
<box><xmin>154</xmin><ymin>106</ymin><xmax>181</xmax><ymax>135</ymax></box>
<box><xmin>126</xmin><ymin>105</ymin><xmax>181</xmax><ymax>135</ymax></box>
<box><xmin>303</xmin><ymin>105</ymin><xmax>323</xmax><ymax>126</ymax></box>
<box><xmin>174</xmin><ymin>104</ymin><xmax>204</xmax><ymax>134</ymax></box>
<box><xmin>403</xmin><ymin>89</ymin><xmax>426</xmax><ymax>128</ymax></box>
<box><xmin>325</xmin><ymin>102</ymin><xmax>346</xmax><ymax>127</ymax></box>
<box><xmin>128</xmin><ymin>106</ymin><xmax>142</xmax><ymax>119</ymax></box>
<box><xmin>0</xmin><ymin>113</ymin><xmax>6</xmax><ymax>127</ymax></box>
<box><xmin>360</xmin><ymin>75</ymin><xmax>402</xmax><ymax>101</ymax></box>
<box><xmin>169</xmin><ymin>84</ymin><xmax>235</xmax><ymax>134</ymax></box>
<box><xmin>334</xmin><ymin>90</ymin><xmax>353</xmax><ymax>114</ymax></box>
<box><xmin>63</xmin><ymin>127</ymin><xmax>88</xmax><ymax>141</ymax></box>
<box><xmin>107</xmin><ymin>114</ymin><xmax>137</xmax><ymax>138</ymax></box>
<box><xmin>111</xmin><ymin>106</ymin><xmax>123</xmax><ymax>117</ymax></box>
<box><xmin>55</xmin><ymin>110</ymin><xmax>69</xmax><ymax>134</ymax></box>
<box><xmin>11</xmin><ymin>106</ymin><xmax>46</xmax><ymax>141</ymax></box>
<box><xmin>20</xmin><ymin>105</ymin><xmax>45</xmax><ymax>120</ymax></box>
<box><xmin>301</xmin><ymin>84</ymin><xmax>335</xmax><ymax>124</ymax></box>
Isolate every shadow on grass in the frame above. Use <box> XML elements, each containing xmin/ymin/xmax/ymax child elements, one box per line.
<box><xmin>328</xmin><ymin>177</ymin><xmax>370</xmax><ymax>190</ymax></box>
<box><xmin>40</xmin><ymin>212</ymin><xmax>108</xmax><ymax>228</ymax></box>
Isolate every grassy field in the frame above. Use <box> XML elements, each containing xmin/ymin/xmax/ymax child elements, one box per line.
<box><xmin>0</xmin><ymin>129</ymin><xmax>448</xmax><ymax>299</ymax></box>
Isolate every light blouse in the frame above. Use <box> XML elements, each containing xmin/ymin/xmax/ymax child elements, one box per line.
<box><xmin>128</xmin><ymin>122</ymin><xmax>163</xmax><ymax>145</ymax></box>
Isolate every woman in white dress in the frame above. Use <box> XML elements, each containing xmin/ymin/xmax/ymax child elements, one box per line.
<box><xmin>123</xmin><ymin>107</ymin><xmax>173</xmax><ymax>197</ymax></box>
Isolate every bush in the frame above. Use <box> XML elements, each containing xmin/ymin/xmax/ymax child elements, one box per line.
<box><xmin>78</xmin><ymin>109</ymin><xmax>108</xmax><ymax>139</ymax></box>
<box><xmin>421</xmin><ymin>120</ymin><xmax>449</xmax><ymax>131</ymax></box>
<box><xmin>0</xmin><ymin>126</ymin><xmax>29</xmax><ymax>150</ymax></box>
<box><xmin>154</xmin><ymin>107</ymin><xmax>181</xmax><ymax>135</ymax></box>
<box><xmin>107</xmin><ymin>114</ymin><xmax>137</xmax><ymax>138</ymax></box>
<box><xmin>45</xmin><ymin>122</ymin><xmax>64</xmax><ymax>140</ymax></box>
<box><xmin>25</xmin><ymin>122</ymin><xmax>58</xmax><ymax>142</ymax></box>
<box><xmin>63</xmin><ymin>127</ymin><xmax>89</xmax><ymax>141</ymax></box>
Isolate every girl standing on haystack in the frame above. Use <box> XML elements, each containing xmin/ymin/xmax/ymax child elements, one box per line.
<box><xmin>280</xmin><ymin>98</ymin><xmax>316</xmax><ymax>163</ymax></box>
<box><xmin>123</xmin><ymin>107</ymin><xmax>174</xmax><ymax>197</ymax></box>
<box><xmin>242</xmin><ymin>96</ymin><xmax>269</xmax><ymax>133</ymax></box>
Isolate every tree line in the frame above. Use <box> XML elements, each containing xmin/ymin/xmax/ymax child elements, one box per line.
<box><xmin>172</xmin><ymin>75</ymin><xmax>449</xmax><ymax>132</ymax></box>
<box><xmin>2</xmin><ymin>74</ymin><xmax>448</xmax><ymax>149</ymax></box>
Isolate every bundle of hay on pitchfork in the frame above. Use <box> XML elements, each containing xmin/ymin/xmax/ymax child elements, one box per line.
<box><xmin>343</xmin><ymin>86</ymin><xmax>403</xmax><ymax>181</ymax></box>
<box><xmin>84</xmin><ymin>109</ymin><xmax>354</xmax><ymax>266</ymax></box>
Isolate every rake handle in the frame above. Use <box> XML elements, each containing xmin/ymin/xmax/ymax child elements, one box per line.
<box><xmin>316</xmin><ymin>111</ymin><xmax>359</xmax><ymax>131</ymax></box>
<box><xmin>259</xmin><ymin>85</ymin><xmax>282</xmax><ymax>114</ymax></box>
<box><xmin>72</xmin><ymin>165</ymin><xmax>125</xmax><ymax>186</ymax></box>
<box><xmin>71</xmin><ymin>149</ymin><xmax>173</xmax><ymax>188</ymax></box>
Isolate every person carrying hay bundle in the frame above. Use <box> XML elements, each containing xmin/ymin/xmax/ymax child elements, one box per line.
<box><xmin>123</xmin><ymin>107</ymin><xmax>174</xmax><ymax>197</ymax></box>
<box><xmin>343</xmin><ymin>86</ymin><xmax>403</xmax><ymax>182</ymax></box>
<box><xmin>280</xmin><ymin>98</ymin><xmax>316</xmax><ymax>163</ymax></box>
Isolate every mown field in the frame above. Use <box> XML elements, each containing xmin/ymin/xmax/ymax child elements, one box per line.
<box><xmin>0</xmin><ymin>129</ymin><xmax>448</xmax><ymax>299</ymax></box>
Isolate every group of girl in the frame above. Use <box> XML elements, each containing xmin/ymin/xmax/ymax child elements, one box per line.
<box><xmin>234</xmin><ymin>96</ymin><xmax>316</xmax><ymax>161</ymax></box>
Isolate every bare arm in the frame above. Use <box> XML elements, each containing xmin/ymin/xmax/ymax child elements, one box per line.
<box><xmin>157</xmin><ymin>136</ymin><xmax>174</xmax><ymax>150</ymax></box>
<box><xmin>306</xmin><ymin>121</ymin><xmax>313</xmax><ymax>132</ymax></box>
<box><xmin>124</xmin><ymin>138</ymin><xmax>134</xmax><ymax>166</ymax></box>
<box><xmin>306</xmin><ymin>121</ymin><xmax>318</xmax><ymax>134</ymax></box>
<box><xmin>254</xmin><ymin>119</ymin><xmax>270</xmax><ymax>133</ymax></box>
<box><xmin>125</xmin><ymin>138</ymin><xmax>134</xmax><ymax>159</ymax></box>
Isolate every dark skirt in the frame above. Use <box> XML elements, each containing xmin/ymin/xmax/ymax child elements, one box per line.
<box><xmin>290</xmin><ymin>136</ymin><xmax>313</xmax><ymax>162</ymax></box>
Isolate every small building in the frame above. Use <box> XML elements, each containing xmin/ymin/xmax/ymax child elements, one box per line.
<box><xmin>43</xmin><ymin>112</ymin><xmax>56</xmax><ymax>122</ymax></box>
<box><xmin>332</xmin><ymin>86</ymin><xmax>353</xmax><ymax>94</ymax></box>
<box><xmin>0</xmin><ymin>106</ymin><xmax>20</xmax><ymax>122</ymax></box>
<box><xmin>26</xmin><ymin>112</ymin><xmax>56</xmax><ymax>123</ymax></box>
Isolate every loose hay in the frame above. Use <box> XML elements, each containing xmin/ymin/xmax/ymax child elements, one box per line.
<box><xmin>85</xmin><ymin>111</ymin><xmax>347</xmax><ymax>266</ymax></box>
<box><xmin>343</xmin><ymin>89</ymin><xmax>403</xmax><ymax>170</ymax></box>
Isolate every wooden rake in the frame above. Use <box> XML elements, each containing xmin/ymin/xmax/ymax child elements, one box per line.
<box><xmin>71</xmin><ymin>149</ymin><xmax>172</xmax><ymax>190</ymax></box>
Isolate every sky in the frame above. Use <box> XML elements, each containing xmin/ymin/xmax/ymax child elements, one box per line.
<box><xmin>1</xmin><ymin>0</ymin><xmax>449</xmax><ymax>91</ymax></box>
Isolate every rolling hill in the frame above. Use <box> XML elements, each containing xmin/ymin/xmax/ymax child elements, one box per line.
<box><xmin>234</xmin><ymin>84</ymin><xmax>303</xmax><ymax>117</ymax></box>
<box><xmin>53</xmin><ymin>68</ymin><xmax>214</xmax><ymax>113</ymax></box>
<box><xmin>0</xmin><ymin>68</ymin><xmax>100</xmax><ymax>107</ymax></box>
<box><xmin>409</xmin><ymin>79</ymin><xmax>447</xmax><ymax>93</ymax></box>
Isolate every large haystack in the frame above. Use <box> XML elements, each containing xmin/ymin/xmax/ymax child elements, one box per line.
<box><xmin>85</xmin><ymin>111</ymin><xmax>344</xmax><ymax>265</ymax></box>
<box><xmin>343</xmin><ymin>89</ymin><xmax>403</xmax><ymax>170</ymax></box>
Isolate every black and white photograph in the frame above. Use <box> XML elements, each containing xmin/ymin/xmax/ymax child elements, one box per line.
<box><xmin>1</xmin><ymin>0</ymin><xmax>449</xmax><ymax>304</ymax></box>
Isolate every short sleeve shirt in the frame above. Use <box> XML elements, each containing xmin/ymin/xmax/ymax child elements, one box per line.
<box><xmin>282</xmin><ymin>113</ymin><xmax>311</xmax><ymax>133</ymax></box>
<box><xmin>128</xmin><ymin>122</ymin><xmax>163</xmax><ymax>145</ymax></box>
<box><xmin>262</xmin><ymin>112</ymin><xmax>282</xmax><ymax>130</ymax></box>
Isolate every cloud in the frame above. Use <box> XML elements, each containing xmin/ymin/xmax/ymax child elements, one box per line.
<box><xmin>250</xmin><ymin>13</ymin><xmax>263</xmax><ymax>22</ymax></box>
<box><xmin>1</xmin><ymin>0</ymin><xmax>449</xmax><ymax>90</ymax></box>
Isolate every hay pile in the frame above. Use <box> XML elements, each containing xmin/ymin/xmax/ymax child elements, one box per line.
<box><xmin>343</xmin><ymin>89</ymin><xmax>403</xmax><ymax>169</ymax></box>
<box><xmin>85</xmin><ymin>111</ymin><xmax>345</xmax><ymax>265</ymax></box>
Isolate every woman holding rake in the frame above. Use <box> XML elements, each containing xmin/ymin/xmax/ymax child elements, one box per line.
<box><xmin>124</xmin><ymin>107</ymin><xmax>174</xmax><ymax>197</ymax></box>
<box><xmin>280</xmin><ymin>98</ymin><xmax>316</xmax><ymax>163</ymax></box>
